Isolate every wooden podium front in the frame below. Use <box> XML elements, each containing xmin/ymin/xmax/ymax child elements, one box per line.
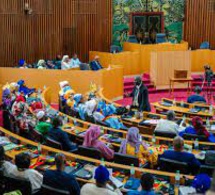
<box><xmin>150</xmin><ymin>51</ymin><xmax>191</xmax><ymax>88</ymax></box>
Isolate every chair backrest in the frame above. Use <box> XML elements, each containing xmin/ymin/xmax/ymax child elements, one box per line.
<box><xmin>182</xmin><ymin>133</ymin><xmax>208</xmax><ymax>141</ymax></box>
<box><xmin>174</xmin><ymin>70</ymin><xmax>188</xmax><ymax>79</ymax></box>
<box><xmin>46</xmin><ymin>137</ymin><xmax>62</xmax><ymax>150</ymax></box>
<box><xmin>80</xmin><ymin>63</ymin><xmax>90</xmax><ymax>70</ymax></box>
<box><xmin>205</xmin><ymin>151</ymin><xmax>215</xmax><ymax>165</ymax></box>
<box><xmin>127</xmin><ymin>35</ymin><xmax>138</xmax><ymax>43</ymax></box>
<box><xmin>40</xmin><ymin>184</ymin><xmax>70</xmax><ymax>195</ymax></box>
<box><xmin>31</xmin><ymin>128</ymin><xmax>44</xmax><ymax>143</ymax></box>
<box><xmin>200</xmin><ymin>165</ymin><xmax>215</xmax><ymax>177</ymax></box>
<box><xmin>154</xmin><ymin>131</ymin><xmax>176</xmax><ymax>138</ymax></box>
<box><xmin>78</xmin><ymin>145</ymin><xmax>101</xmax><ymax>160</ymax></box>
<box><xmin>3</xmin><ymin>175</ymin><xmax>32</xmax><ymax>195</ymax></box>
<box><xmin>114</xmin><ymin>153</ymin><xmax>139</xmax><ymax>167</ymax></box>
<box><xmin>159</xmin><ymin>157</ymin><xmax>189</xmax><ymax>174</ymax></box>
<box><xmin>156</xmin><ymin>33</ymin><xmax>166</xmax><ymax>43</ymax></box>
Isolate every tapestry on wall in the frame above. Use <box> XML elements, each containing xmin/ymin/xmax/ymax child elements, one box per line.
<box><xmin>113</xmin><ymin>0</ymin><xmax>185</xmax><ymax>47</ymax></box>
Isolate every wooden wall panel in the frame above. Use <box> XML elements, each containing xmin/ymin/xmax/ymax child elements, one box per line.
<box><xmin>184</xmin><ymin>0</ymin><xmax>215</xmax><ymax>49</ymax></box>
<box><xmin>0</xmin><ymin>0</ymin><xmax>112</xmax><ymax>67</ymax></box>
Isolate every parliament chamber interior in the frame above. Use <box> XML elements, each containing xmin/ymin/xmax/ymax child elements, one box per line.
<box><xmin>1</xmin><ymin>0</ymin><xmax>215</xmax><ymax>194</ymax></box>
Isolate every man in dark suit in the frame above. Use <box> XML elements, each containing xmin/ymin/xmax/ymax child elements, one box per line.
<box><xmin>43</xmin><ymin>153</ymin><xmax>80</xmax><ymax>195</ymax></box>
<box><xmin>128</xmin><ymin>76</ymin><xmax>151</xmax><ymax>112</ymax></box>
<box><xmin>159</xmin><ymin>136</ymin><xmax>201</xmax><ymax>173</ymax></box>
<box><xmin>90</xmin><ymin>55</ymin><xmax>103</xmax><ymax>71</ymax></box>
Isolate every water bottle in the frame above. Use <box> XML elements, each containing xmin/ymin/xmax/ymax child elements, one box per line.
<box><xmin>38</xmin><ymin>143</ymin><xmax>41</xmax><ymax>155</ymax></box>
<box><xmin>175</xmin><ymin>170</ymin><xmax>180</xmax><ymax>188</ymax></box>
<box><xmin>194</xmin><ymin>138</ymin><xmax>199</xmax><ymax>150</ymax></box>
<box><xmin>206</xmin><ymin>118</ymin><xmax>210</xmax><ymax>130</ymax></box>
<box><xmin>152</xmin><ymin>134</ymin><xmax>156</xmax><ymax>145</ymax></box>
<box><xmin>173</xmin><ymin>99</ymin><xmax>176</xmax><ymax>106</ymax></box>
<box><xmin>130</xmin><ymin>164</ymin><xmax>135</xmax><ymax>177</ymax></box>
<box><xmin>180</xmin><ymin>100</ymin><xmax>184</xmax><ymax>107</ymax></box>
<box><xmin>209</xmin><ymin>105</ymin><xmax>213</xmax><ymax>114</ymax></box>
<box><xmin>63</xmin><ymin>116</ymin><xmax>68</xmax><ymax>125</ymax></box>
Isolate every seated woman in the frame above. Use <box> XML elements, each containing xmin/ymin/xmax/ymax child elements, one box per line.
<box><xmin>119</xmin><ymin>127</ymin><xmax>158</xmax><ymax>166</ymax></box>
<box><xmin>17</xmin><ymin>80</ymin><xmax>35</xmax><ymax>96</ymax></box>
<box><xmin>61</xmin><ymin>55</ymin><xmax>71</xmax><ymax>70</ymax></box>
<box><xmin>11</xmin><ymin>95</ymin><xmax>30</xmax><ymax>132</ymax></box>
<box><xmin>65</xmin><ymin>89</ymin><xmax>76</xmax><ymax>107</ymax></box>
<box><xmin>73</xmin><ymin>94</ymin><xmax>87</xmax><ymax>120</ymax></box>
<box><xmin>95</xmin><ymin>100</ymin><xmax>127</xmax><ymax>130</ymax></box>
<box><xmin>2</xmin><ymin>88</ymin><xmax>12</xmax><ymax>130</ymax></box>
<box><xmin>37</xmin><ymin>59</ymin><xmax>47</xmax><ymax>69</ymax></box>
<box><xmin>83</xmin><ymin>125</ymin><xmax>114</xmax><ymax>160</ymax></box>
<box><xmin>35</xmin><ymin>111</ymin><xmax>51</xmax><ymax>136</ymax></box>
<box><xmin>179</xmin><ymin>116</ymin><xmax>215</xmax><ymax>142</ymax></box>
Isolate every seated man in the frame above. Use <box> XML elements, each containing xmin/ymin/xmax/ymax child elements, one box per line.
<box><xmin>43</xmin><ymin>153</ymin><xmax>80</xmax><ymax>195</ymax></box>
<box><xmin>187</xmin><ymin>86</ymin><xmax>206</xmax><ymax>104</ymax></box>
<box><xmin>70</xmin><ymin>53</ymin><xmax>81</xmax><ymax>68</ymax></box>
<box><xmin>90</xmin><ymin>55</ymin><xmax>103</xmax><ymax>71</ymax></box>
<box><xmin>159</xmin><ymin>136</ymin><xmax>201</xmax><ymax>173</ymax></box>
<box><xmin>154</xmin><ymin>110</ymin><xmax>179</xmax><ymax>135</ymax></box>
<box><xmin>8</xmin><ymin>153</ymin><xmax>43</xmax><ymax>192</ymax></box>
<box><xmin>81</xmin><ymin>165</ymin><xmax>122</xmax><ymax>195</ymax></box>
<box><xmin>0</xmin><ymin>145</ymin><xmax>16</xmax><ymax>176</ymax></box>
<box><xmin>47</xmin><ymin>117</ymin><xmax>77</xmax><ymax>152</ymax></box>
<box><xmin>35</xmin><ymin>111</ymin><xmax>51</xmax><ymax>136</ymax></box>
<box><xmin>127</xmin><ymin>173</ymin><xmax>155</xmax><ymax>195</ymax></box>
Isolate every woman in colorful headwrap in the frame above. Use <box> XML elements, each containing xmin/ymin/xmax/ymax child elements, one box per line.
<box><xmin>11</xmin><ymin>95</ymin><xmax>30</xmax><ymax>131</ymax></box>
<box><xmin>64</xmin><ymin>90</ymin><xmax>76</xmax><ymax>108</ymax></box>
<box><xmin>73</xmin><ymin>94</ymin><xmax>87</xmax><ymax>120</ymax></box>
<box><xmin>179</xmin><ymin>116</ymin><xmax>215</xmax><ymax>142</ymax></box>
<box><xmin>94</xmin><ymin>100</ymin><xmax>127</xmax><ymax>130</ymax></box>
<box><xmin>83</xmin><ymin>126</ymin><xmax>114</xmax><ymax>160</ymax></box>
<box><xmin>17</xmin><ymin>80</ymin><xmax>35</xmax><ymax>96</ymax></box>
<box><xmin>119</xmin><ymin>127</ymin><xmax>158</xmax><ymax>166</ymax></box>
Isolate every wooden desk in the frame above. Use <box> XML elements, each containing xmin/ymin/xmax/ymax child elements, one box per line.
<box><xmin>152</xmin><ymin>102</ymin><xmax>213</xmax><ymax>118</ymax></box>
<box><xmin>169</xmin><ymin>77</ymin><xmax>193</xmax><ymax>96</ymax></box>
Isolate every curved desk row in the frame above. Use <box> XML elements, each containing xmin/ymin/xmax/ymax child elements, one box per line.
<box><xmin>42</xmin><ymin>88</ymin><xmax>215</xmax><ymax>150</ymax></box>
<box><xmin>0</xmin><ymin>127</ymin><xmax>191</xmax><ymax>195</ymax></box>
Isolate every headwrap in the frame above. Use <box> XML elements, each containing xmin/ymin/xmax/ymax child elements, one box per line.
<box><xmin>17</xmin><ymin>80</ymin><xmax>35</xmax><ymax>96</ymax></box>
<box><xmin>9</xmin><ymin>82</ymin><xmax>19</xmax><ymax>92</ymax></box>
<box><xmin>16</xmin><ymin>95</ymin><xmax>26</xmax><ymax>103</ymax></box>
<box><xmin>64</xmin><ymin>90</ymin><xmax>75</xmax><ymax>100</ymax></box>
<box><xmin>36</xmin><ymin>111</ymin><xmax>45</xmax><ymax>120</ymax></box>
<box><xmin>62</xmin><ymin>55</ymin><xmax>69</xmax><ymax>63</ymax></box>
<box><xmin>37</xmin><ymin>59</ymin><xmax>45</xmax><ymax>67</ymax></box>
<box><xmin>192</xmin><ymin>174</ymin><xmax>211</xmax><ymax>193</ymax></box>
<box><xmin>192</xmin><ymin>116</ymin><xmax>209</xmax><ymax>137</ymax></box>
<box><xmin>74</xmin><ymin>94</ymin><xmax>82</xmax><ymax>106</ymax></box>
<box><xmin>59</xmin><ymin>81</ymin><xmax>69</xmax><ymax>89</ymax></box>
<box><xmin>119</xmin><ymin>127</ymin><xmax>147</xmax><ymax>154</ymax></box>
<box><xmin>85</xmin><ymin>99</ymin><xmax>97</xmax><ymax>116</ymax></box>
<box><xmin>94</xmin><ymin>165</ymin><xmax>110</xmax><ymax>183</ymax></box>
<box><xmin>2</xmin><ymin>89</ymin><xmax>11</xmax><ymax>107</ymax></box>
<box><xmin>18</xmin><ymin>59</ymin><xmax>25</xmax><ymax>67</ymax></box>
<box><xmin>83</xmin><ymin>125</ymin><xmax>101</xmax><ymax>147</ymax></box>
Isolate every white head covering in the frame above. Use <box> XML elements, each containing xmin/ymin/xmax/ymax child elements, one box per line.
<box><xmin>36</xmin><ymin>111</ymin><xmax>45</xmax><ymax>120</ymax></box>
<box><xmin>62</xmin><ymin>55</ymin><xmax>69</xmax><ymax>63</ymax></box>
<box><xmin>59</xmin><ymin>81</ymin><xmax>69</xmax><ymax>89</ymax></box>
<box><xmin>37</xmin><ymin>59</ymin><xmax>45</xmax><ymax>67</ymax></box>
<box><xmin>85</xmin><ymin>99</ymin><xmax>97</xmax><ymax>116</ymax></box>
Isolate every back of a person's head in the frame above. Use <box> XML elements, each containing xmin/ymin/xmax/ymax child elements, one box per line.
<box><xmin>167</xmin><ymin>110</ymin><xmax>175</xmax><ymax>121</ymax></box>
<box><xmin>173</xmin><ymin>136</ymin><xmax>184</xmax><ymax>151</ymax></box>
<box><xmin>140</xmin><ymin>173</ymin><xmax>154</xmax><ymax>191</ymax></box>
<box><xmin>15</xmin><ymin>153</ymin><xmax>31</xmax><ymax>169</ymax></box>
<box><xmin>94</xmin><ymin>165</ymin><xmax>109</xmax><ymax>186</ymax></box>
<box><xmin>52</xmin><ymin>117</ymin><xmax>62</xmax><ymax>128</ymax></box>
<box><xmin>55</xmin><ymin>153</ymin><xmax>65</xmax><ymax>171</ymax></box>
<box><xmin>194</xmin><ymin>86</ymin><xmax>202</xmax><ymax>94</ymax></box>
